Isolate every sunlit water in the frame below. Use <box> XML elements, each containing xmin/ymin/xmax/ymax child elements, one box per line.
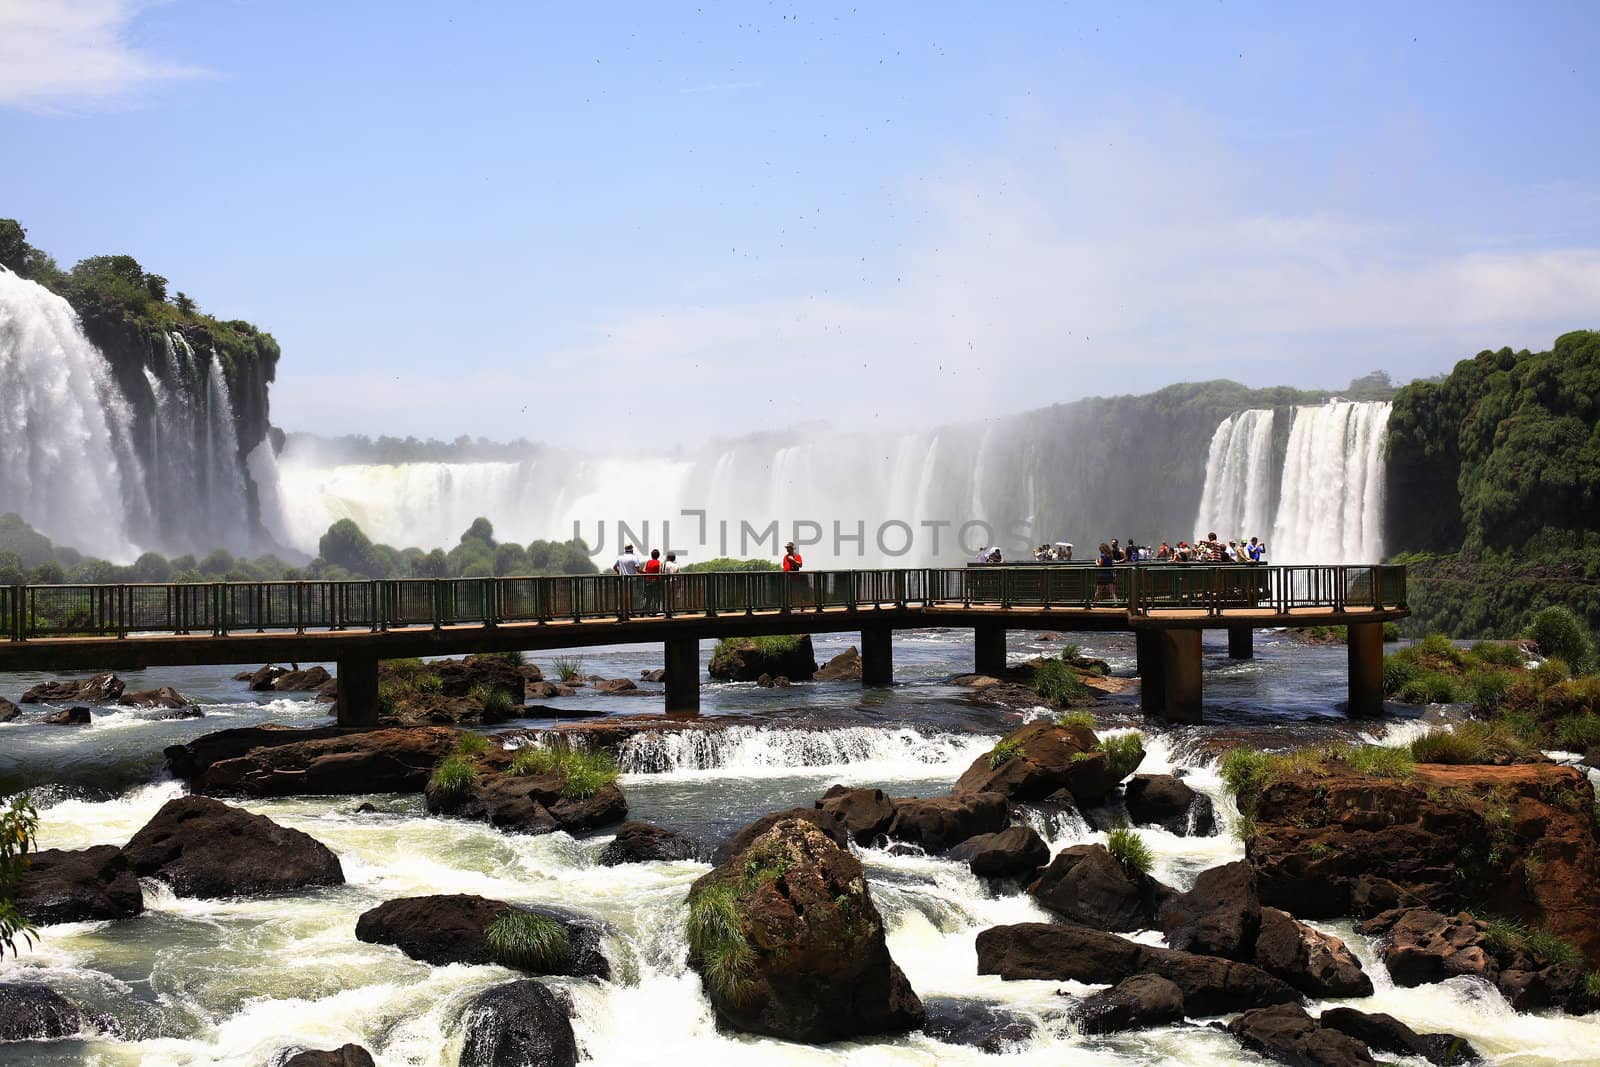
<box><xmin>2</xmin><ymin>629</ymin><xmax>1594</xmax><ymax>1064</ymax></box>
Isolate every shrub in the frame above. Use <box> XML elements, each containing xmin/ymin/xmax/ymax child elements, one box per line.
<box><xmin>1106</xmin><ymin>828</ymin><xmax>1153</xmax><ymax>876</ymax></box>
<box><xmin>1410</xmin><ymin>728</ymin><xmax>1480</xmax><ymax>765</ymax></box>
<box><xmin>506</xmin><ymin>746</ymin><xmax>619</xmax><ymax>799</ymax></box>
<box><xmin>1397</xmin><ymin>670</ymin><xmax>1464</xmax><ymax>705</ymax></box>
<box><xmin>1416</xmin><ymin>633</ymin><xmax>1466</xmax><ymax>667</ymax></box>
<box><xmin>454</xmin><ymin>732</ymin><xmax>490</xmax><ymax>757</ymax></box>
<box><xmin>1034</xmin><ymin>659</ymin><xmax>1091</xmax><ymax>706</ymax></box>
<box><xmin>508</xmin><ymin>746</ymin><xmax>559</xmax><ymax>777</ymax></box>
<box><xmin>1412</xmin><ymin>724</ymin><xmax>1531</xmax><ymax>766</ymax></box>
<box><xmin>1528</xmin><ymin>606</ymin><xmax>1596</xmax><ymax>674</ymax></box>
<box><xmin>471</xmin><ymin>684</ymin><xmax>515</xmax><ymax>719</ymax></box>
<box><xmin>988</xmin><ymin>737</ymin><xmax>1023</xmax><ymax>769</ymax></box>
<box><xmin>428</xmin><ymin>755</ymin><xmax>479</xmax><ymax>800</ymax></box>
<box><xmin>1219</xmin><ymin>748</ymin><xmax>1283</xmax><ymax>797</ymax></box>
<box><xmin>485</xmin><ymin>910</ymin><xmax>568</xmax><ymax>970</ymax></box>
<box><xmin>1556</xmin><ymin>714</ymin><xmax>1600</xmax><ymax>751</ymax></box>
<box><xmin>1479</xmin><ymin>914</ymin><xmax>1528</xmax><ymax>954</ymax></box>
<box><xmin>1382</xmin><ymin>655</ymin><xmax>1417</xmax><ymax>695</ymax></box>
<box><xmin>1</xmin><ymin>794</ymin><xmax>39</xmax><ymax>956</ymax></box>
<box><xmin>1340</xmin><ymin>745</ymin><xmax>1414</xmax><ymax>778</ymax></box>
<box><xmin>1059</xmin><ymin>643</ymin><xmax>1082</xmax><ymax>662</ymax></box>
<box><xmin>1095</xmin><ymin>733</ymin><xmax>1144</xmax><ymax>781</ymax></box>
<box><xmin>1585</xmin><ymin>971</ymin><xmax>1600</xmax><ymax>1001</ymax></box>
<box><xmin>1533</xmin><ymin>658</ymin><xmax>1572</xmax><ymax>687</ymax></box>
<box><xmin>552</xmin><ymin>656</ymin><xmax>584</xmax><ymax>683</ymax></box>
<box><xmin>687</xmin><ymin>884</ymin><xmax>756</xmax><ymax>1004</ymax></box>
<box><xmin>1382</xmin><ymin>622</ymin><xmax>1402</xmax><ymax>641</ymax></box>
<box><xmin>1468</xmin><ymin>669</ymin><xmax>1513</xmax><ymax>714</ymax></box>
<box><xmin>1469</xmin><ymin>641</ymin><xmax>1527</xmax><ymax>668</ymax></box>
<box><xmin>1525</xmin><ymin>929</ymin><xmax>1584</xmax><ymax>967</ymax></box>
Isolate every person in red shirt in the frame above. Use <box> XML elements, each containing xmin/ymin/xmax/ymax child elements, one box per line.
<box><xmin>641</xmin><ymin>549</ymin><xmax>663</xmax><ymax>614</ymax></box>
<box><xmin>782</xmin><ymin>542</ymin><xmax>803</xmax><ymax>571</ymax></box>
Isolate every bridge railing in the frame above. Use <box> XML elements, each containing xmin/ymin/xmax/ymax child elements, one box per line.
<box><xmin>0</xmin><ymin>564</ymin><xmax>1405</xmax><ymax>640</ymax></box>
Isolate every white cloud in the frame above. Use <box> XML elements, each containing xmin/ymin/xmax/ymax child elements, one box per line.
<box><xmin>0</xmin><ymin>0</ymin><xmax>199</xmax><ymax>109</ymax></box>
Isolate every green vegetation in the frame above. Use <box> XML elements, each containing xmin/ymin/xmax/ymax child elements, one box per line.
<box><xmin>483</xmin><ymin>650</ymin><xmax>526</xmax><ymax>667</ymax></box>
<box><xmin>1221</xmin><ymin>743</ymin><xmax>1414</xmax><ymax>805</ymax></box>
<box><xmin>681</xmin><ymin>557</ymin><xmax>780</xmax><ymax>572</ymax></box>
<box><xmin>507</xmin><ymin>746</ymin><xmax>620</xmax><ymax>799</ymax></box>
<box><xmin>454</xmin><ymin>732</ymin><xmax>491</xmax><ymax>757</ymax></box>
<box><xmin>376</xmin><ymin>658</ymin><xmax>446</xmax><ymax>716</ymax></box>
<box><xmin>687</xmin><ymin>884</ymin><xmax>757</xmax><ymax>1004</ymax></box>
<box><xmin>1291</xmin><ymin>622</ymin><xmax>1402</xmax><ymax>644</ymax></box>
<box><xmin>1474</xmin><ymin>913</ymin><xmax>1585</xmax><ymax>967</ymax></box>
<box><xmin>551</xmin><ymin>656</ymin><xmax>584</xmax><ymax>683</ymax></box>
<box><xmin>1057</xmin><ymin>710</ymin><xmax>1097</xmax><ymax>730</ymax></box>
<box><xmin>1410</xmin><ymin>723</ymin><xmax>1532</xmax><ymax>765</ymax></box>
<box><xmin>988</xmin><ymin>737</ymin><xmax>1023</xmax><ymax>769</ymax></box>
<box><xmin>1033</xmin><ymin>659</ymin><xmax>1093</xmax><ymax>707</ymax></box>
<box><xmin>1105</xmin><ymin>828</ymin><xmax>1154</xmax><ymax>876</ymax></box>
<box><xmin>1585</xmin><ymin>971</ymin><xmax>1600</xmax><ymax>1001</ymax></box>
<box><xmin>471</xmin><ymin>684</ymin><xmax>515</xmax><ymax>720</ymax></box>
<box><xmin>428</xmin><ymin>756</ymin><xmax>480</xmax><ymax>801</ymax></box>
<box><xmin>1</xmin><ymin>794</ymin><xmax>39</xmax><ymax>956</ymax></box>
<box><xmin>1094</xmin><ymin>733</ymin><xmax>1145</xmax><ymax>781</ymax></box>
<box><xmin>484</xmin><ymin>910</ymin><xmax>569</xmax><ymax>971</ymax></box>
<box><xmin>1529</xmin><ymin>606</ymin><xmax>1597</xmax><ymax>674</ymax></box>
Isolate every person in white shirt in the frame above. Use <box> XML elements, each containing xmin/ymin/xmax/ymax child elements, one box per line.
<box><xmin>613</xmin><ymin>545</ymin><xmax>641</xmax><ymax>575</ymax></box>
<box><xmin>663</xmin><ymin>552</ymin><xmax>680</xmax><ymax>574</ymax></box>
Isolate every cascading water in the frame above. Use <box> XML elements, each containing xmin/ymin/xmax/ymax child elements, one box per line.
<box><xmin>1270</xmin><ymin>400</ymin><xmax>1390</xmax><ymax>563</ymax></box>
<box><xmin>1192</xmin><ymin>409</ymin><xmax>1276</xmax><ymax>542</ymax></box>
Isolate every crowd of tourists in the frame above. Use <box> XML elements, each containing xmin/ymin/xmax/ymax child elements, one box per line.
<box><xmin>1015</xmin><ymin>532</ymin><xmax>1269</xmax><ymax>564</ymax></box>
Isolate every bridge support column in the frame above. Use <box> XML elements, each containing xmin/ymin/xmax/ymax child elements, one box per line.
<box><xmin>336</xmin><ymin>655</ymin><xmax>380</xmax><ymax>727</ymax></box>
<box><xmin>861</xmin><ymin>625</ymin><xmax>893</xmax><ymax>686</ymax></box>
<box><xmin>1160</xmin><ymin>629</ymin><xmax>1203</xmax><ymax>724</ymax></box>
<box><xmin>664</xmin><ymin>637</ymin><xmax>701</xmax><ymax>714</ymax></box>
<box><xmin>974</xmin><ymin>622</ymin><xmax>1008</xmax><ymax>676</ymax></box>
<box><xmin>1136</xmin><ymin>630</ymin><xmax>1165</xmax><ymax>715</ymax></box>
<box><xmin>1228</xmin><ymin>625</ymin><xmax>1254</xmax><ymax>660</ymax></box>
<box><xmin>1347</xmin><ymin>621</ymin><xmax>1384</xmax><ymax>717</ymax></box>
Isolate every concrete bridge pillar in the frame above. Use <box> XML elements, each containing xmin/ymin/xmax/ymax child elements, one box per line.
<box><xmin>1160</xmin><ymin>629</ymin><xmax>1203</xmax><ymax>724</ymax></box>
<box><xmin>974</xmin><ymin>622</ymin><xmax>1008</xmax><ymax>676</ymax></box>
<box><xmin>336</xmin><ymin>655</ymin><xmax>380</xmax><ymax>726</ymax></box>
<box><xmin>861</xmin><ymin>624</ymin><xmax>894</xmax><ymax>686</ymax></box>
<box><xmin>1136</xmin><ymin>630</ymin><xmax>1165</xmax><ymax>715</ymax></box>
<box><xmin>1228</xmin><ymin>625</ymin><xmax>1254</xmax><ymax>660</ymax></box>
<box><xmin>664</xmin><ymin>637</ymin><xmax>701</xmax><ymax>713</ymax></box>
<box><xmin>1347</xmin><ymin>621</ymin><xmax>1384</xmax><ymax>717</ymax></box>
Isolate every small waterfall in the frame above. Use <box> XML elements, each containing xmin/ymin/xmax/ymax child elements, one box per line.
<box><xmin>1193</xmin><ymin>409</ymin><xmax>1276</xmax><ymax>541</ymax></box>
<box><xmin>612</xmin><ymin>725</ymin><xmax>996</xmax><ymax>778</ymax></box>
<box><xmin>1270</xmin><ymin>400</ymin><xmax>1390</xmax><ymax>563</ymax></box>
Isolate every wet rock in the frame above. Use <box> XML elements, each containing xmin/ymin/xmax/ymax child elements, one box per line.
<box><xmin>526</xmin><ymin>682</ymin><xmax>577</xmax><ymax>699</ymax></box>
<box><xmin>122</xmin><ymin>795</ymin><xmax>344</xmax><ymax>898</ymax></box>
<box><xmin>1070</xmin><ymin>974</ymin><xmax>1184</xmax><ymax>1034</ymax></box>
<box><xmin>15</xmin><ymin>845</ymin><xmax>144</xmax><ymax>925</ymax></box>
<box><xmin>0</xmin><ymin>983</ymin><xmax>85</xmax><ymax>1042</ymax></box>
<box><xmin>639</xmin><ymin>668</ymin><xmax>667</xmax><ymax>683</ymax></box>
<box><xmin>1252</xmin><ymin>907</ymin><xmax>1372</xmax><ymax>998</ymax></box>
<box><xmin>755</xmin><ymin>673</ymin><xmax>790</xmax><ymax>688</ymax></box>
<box><xmin>427</xmin><ymin>767</ymin><xmax>628</xmax><ymax>836</ymax></box>
<box><xmin>355</xmin><ymin>894</ymin><xmax>608</xmax><ymax>979</ymax></box>
<box><xmin>886</xmin><ymin>792</ymin><xmax>1009</xmax><ymax>852</ymax></box>
<box><xmin>1063</xmin><ymin>750</ymin><xmax>1127</xmax><ymax>806</ymax></box>
<box><xmin>814</xmin><ymin>646</ymin><xmax>862</xmax><ymax>681</ymax></box>
<box><xmin>1318</xmin><ymin>1007</ymin><xmax>1481</xmax><ymax>1066</ymax></box>
<box><xmin>20</xmin><ymin>672</ymin><xmax>124</xmax><ymax>704</ymax></box>
<box><xmin>713</xmin><ymin>806</ymin><xmax>850</xmax><ymax>865</ymax></box>
<box><xmin>592</xmin><ymin>678</ymin><xmax>638</xmax><ymax>694</ymax></box>
<box><xmin>1373</xmin><ymin>909</ymin><xmax>1500</xmax><ymax>988</ymax></box>
<box><xmin>1226</xmin><ymin>1004</ymin><xmax>1376</xmax><ymax>1067</ymax></box>
<box><xmin>44</xmin><ymin>705</ymin><xmax>91</xmax><ymax>725</ymax></box>
<box><xmin>247</xmin><ymin>664</ymin><xmax>288</xmax><ymax>690</ymax></box>
<box><xmin>953</xmin><ymin>720</ymin><xmax>1098</xmax><ymax>801</ymax></box>
<box><xmin>0</xmin><ymin>697</ymin><xmax>17</xmax><ymax>722</ymax></box>
<box><xmin>1027</xmin><ymin>844</ymin><xmax>1166</xmax><ymax>932</ymax></box>
<box><xmin>270</xmin><ymin>666</ymin><xmax>333</xmax><ymax>692</ymax></box>
<box><xmin>598</xmin><ymin>821</ymin><xmax>699</xmax><ymax>865</ymax></box>
<box><xmin>164</xmin><ymin>724</ymin><xmax>354</xmax><ymax>780</ymax></box>
<box><xmin>947</xmin><ymin>826</ymin><xmax>1051</xmax><ymax>878</ymax></box>
<box><xmin>921</xmin><ymin>997</ymin><xmax>1034</xmax><ymax>1052</ymax></box>
<box><xmin>975</xmin><ymin>923</ymin><xmax>1297</xmax><ymax>1015</ymax></box>
<box><xmin>434</xmin><ymin>656</ymin><xmax>527</xmax><ymax>700</ymax></box>
<box><xmin>708</xmin><ymin>635</ymin><xmax>819</xmax><ymax>682</ymax></box>
<box><xmin>1158</xmin><ymin>860</ymin><xmax>1260</xmax><ymax>959</ymax></box>
<box><xmin>687</xmin><ymin>817</ymin><xmax>924</xmax><ymax>1042</ymax></box>
<box><xmin>182</xmin><ymin>726</ymin><xmax>459</xmax><ymax>797</ymax></box>
<box><xmin>815</xmin><ymin>785</ymin><xmax>897</xmax><ymax>845</ymax></box>
<box><xmin>458</xmin><ymin>979</ymin><xmax>578</xmax><ymax>1067</ymax></box>
<box><xmin>119</xmin><ymin>686</ymin><xmax>195</xmax><ymax>710</ymax></box>
<box><xmin>1126</xmin><ymin>774</ymin><xmax>1216</xmax><ymax>835</ymax></box>
<box><xmin>281</xmin><ymin>1045</ymin><xmax>377</xmax><ymax>1067</ymax></box>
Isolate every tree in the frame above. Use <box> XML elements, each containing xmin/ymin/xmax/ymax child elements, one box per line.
<box><xmin>0</xmin><ymin>219</ymin><xmax>26</xmax><ymax>274</ymax></box>
<box><xmin>1</xmin><ymin>794</ymin><xmax>39</xmax><ymax>956</ymax></box>
<box><xmin>411</xmin><ymin>548</ymin><xmax>449</xmax><ymax>578</ymax></box>
<box><xmin>174</xmin><ymin>291</ymin><xmax>198</xmax><ymax>315</ymax></box>
<box><xmin>460</xmin><ymin>517</ymin><xmax>496</xmax><ymax>547</ymax></box>
<box><xmin>493</xmin><ymin>543</ymin><xmax>529</xmax><ymax>576</ymax></box>
<box><xmin>198</xmin><ymin>549</ymin><xmax>236</xmax><ymax>576</ymax></box>
<box><xmin>131</xmin><ymin>552</ymin><xmax>173</xmax><ymax>582</ymax></box>
<box><xmin>144</xmin><ymin>273</ymin><xmax>169</xmax><ymax>303</ymax></box>
<box><xmin>318</xmin><ymin>519</ymin><xmax>379</xmax><ymax>576</ymax></box>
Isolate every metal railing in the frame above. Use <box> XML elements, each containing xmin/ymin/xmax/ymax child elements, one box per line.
<box><xmin>0</xmin><ymin>564</ymin><xmax>1406</xmax><ymax>641</ymax></box>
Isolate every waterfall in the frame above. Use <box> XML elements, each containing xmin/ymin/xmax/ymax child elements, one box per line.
<box><xmin>1269</xmin><ymin>400</ymin><xmax>1391</xmax><ymax>562</ymax></box>
<box><xmin>1193</xmin><ymin>409</ymin><xmax>1276</xmax><ymax>541</ymax></box>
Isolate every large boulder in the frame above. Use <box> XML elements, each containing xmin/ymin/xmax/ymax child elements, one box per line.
<box><xmin>458</xmin><ymin>980</ymin><xmax>578</xmax><ymax>1067</ymax></box>
<box><xmin>0</xmin><ymin>697</ymin><xmax>18</xmax><ymax>722</ymax></box>
<box><xmin>1125</xmin><ymin>773</ymin><xmax>1216</xmax><ymax>835</ymax></box>
<box><xmin>1318</xmin><ymin>1008</ymin><xmax>1480</xmax><ymax>1066</ymax></box>
<box><xmin>687</xmin><ymin>817</ymin><xmax>924</xmax><ymax>1042</ymax></box>
<box><xmin>282</xmin><ymin>1045</ymin><xmax>376</xmax><ymax>1067</ymax></box>
<box><xmin>245</xmin><ymin>664</ymin><xmax>334</xmax><ymax>693</ymax></box>
<box><xmin>1027</xmin><ymin>844</ymin><xmax>1167</xmax><ymax>931</ymax></box>
<box><xmin>114</xmin><ymin>686</ymin><xmax>193</xmax><ymax>710</ymax></box>
<box><xmin>598</xmin><ymin>821</ymin><xmax>699</xmax><ymax>866</ymax></box>
<box><xmin>712</xmin><ymin>806</ymin><xmax>850</xmax><ymax>865</ymax></box>
<box><xmin>947</xmin><ymin>826</ymin><xmax>1050</xmax><ymax>878</ymax></box>
<box><xmin>1253</xmin><ymin>907</ymin><xmax>1372</xmax><ymax>998</ymax></box>
<box><xmin>814</xmin><ymin>646</ymin><xmax>863</xmax><ymax>681</ymax></box>
<box><xmin>15</xmin><ymin>845</ymin><xmax>144</xmax><ymax>925</ymax></box>
<box><xmin>885</xmin><ymin>792</ymin><xmax>1008</xmax><ymax>852</ymax></box>
<box><xmin>1070</xmin><ymin>974</ymin><xmax>1185</xmax><ymax>1034</ymax></box>
<box><xmin>426</xmin><ymin>768</ymin><xmax>627</xmax><ymax>836</ymax></box>
<box><xmin>1227</xmin><ymin>1004</ymin><xmax>1376</xmax><ymax>1067</ymax></box>
<box><xmin>354</xmin><ymin>894</ymin><xmax>608</xmax><ymax>979</ymax></box>
<box><xmin>814</xmin><ymin>785</ymin><xmax>897</xmax><ymax>845</ymax></box>
<box><xmin>182</xmin><ymin>727</ymin><xmax>459</xmax><ymax>797</ymax></box>
<box><xmin>975</xmin><ymin>923</ymin><xmax>1297</xmax><ymax>1016</ymax></box>
<box><xmin>164</xmin><ymin>724</ymin><xmax>355</xmax><ymax>780</ymax></box>
<box><xmin>920</xmin><ymin>998</ymin><xmax>1034</xmax><ymax>1052</ymax></box>
<box><xmin>44</xmin><ymin>706</ymin><xmax>91</xmax><ymax>725</ymax></box>
<box><xmin>1157</xmin><ymin>860</ymin><xmax>1260</xmax><ymax>959</ymax></box>
<box><xmin>121</xmin><ymin>795</ymin><xmax>344</xmax><ymax>898</ymax></box>
<box><xmin>952</xmin><ymin>721</ymin><xmax>1097</xmax><ymax>801</ymax></box>
<box><xmin>20</xmin><ymin>672</ymin><xmax>124</xmax><ymax>704</ymax></box>
<box><xmin>435</xmin><ymin>656</ymin><xmax>527</xmax><ymax>699</ymax></box>
<box><xmin>708</xmin><ymin>635</ymin><xmax>819</xmax><ymax>682</ymax></box>
<box><xmin>0</xmin><ymin>984</ymin><xmax>84</xmax><ymax>1042</ymax></box>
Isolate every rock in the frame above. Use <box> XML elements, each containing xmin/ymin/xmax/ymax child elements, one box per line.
<box><xmin>1070</xmin><ymin>974</ymin><xmax>1185</xmax><ymax>1034</ymax></box>
<box><xmin>247</xmin><ymin>664</ymin><xmax>287</xmax><ymax>690</ymax></box>
<box><xmin>434</xmin><ymin>656</ymin><xmax>527</xmax><ymax>700</ymax></box>
<box><xmin>712</xmin><ymin>806</ymin><xmax>850</xmax><ymax>865</ymax></box>
<box><xmin>975</xmin><ymin>923</ymin><xmax>1297</xmax><ymax>1015</ymax></box>
<box><xmin>1581</xmin><ymin>746</ymin><xmax>1599</xmax><ymax>770</ymax></box>
<box><xmin>20</xmin><ymin>672</ymin><xmax>124</xmax><ymax>704</ymax></box>
<box><xmin>1227</xmin><ymin>1004</ymin><xmax>1376</xmax><ymax>1067</ymax></box>
<box><xmin>1319</xmin><ymin>1008</ymin><xmax>1481</xmax><ymax>1066</ymax></box>
<box><xmin>814</xmin><ymin>646</ymin><xmax>862</xmax><ymax>681</ymax></box>
<box><xmin>0</xmin><ymin>697</ymin><xmax>21</xmax><ymax>722</ymax></box>
<box><xmin>181</xmin><ymin>726</ymin><xmax>459</xmax><ymax>797</ymax></box>
<box><xmin>1375</xmin><ymin>909</ymin><xmax>1500</xmax><ymax>988</ymax></box>
<box><xmin>598</xmin><ymin>821</ymin><xmax>699</xmax><ymax>865</ymax></box>
<box><xmin>459</xmin><ymin>980</ymin><xmax>578</xmax><ymax>1067</ymax></box>
<box><xmin>526</xmin><ymin>681</ymin><xmax>577</xmax><ymax>699</ymax></box>
<box><xmin>1158</xmin><ymin>860</ymin><xmax>1260</xmax><ymax>959</ymax></box>
<box><xmin>271</xmin><ymin>665</ymin><xmax>333</xmax><ymax>692</ymax></box>
<box><xmin>1253</xmin><ymin>908</ymin><xmax>1372</xmax><ymax>998</ymax></box>
<box><xmin>947</xmin><ymin>826</ymin><xmax>1051</xmax><ymax>878</ymax></box>
<box><xmin>427</xmin><ymin>769</ymin><xmax>627</xmax><ymax>836</ymax></box>
<box><xmin>952</xmin><ymin>720</ymin><xmax>1098</xmax><ymax>801</ymax></box>
<box><xmin>122</xmin><ymin>795</ymin><xmax>344</xmax><ymax>898</ymax></box>
<box><xmin>1062</xmin><ymin>750</ymin><xmax>1126</xmax><ymax>806</ymax></box>
<box><xmin>282</xmin><ymin>1045</ymin><xmax>377</xmax><ymax>1067</ymax></box>
<box><xmin>687</xmin><ymin>818</ymin><xmax>923</xmax><ymax>1042</ymax></box>
<box><xmin>1027</xmin><ymin>844</ymin><xmax>1165</xmax><ymax>932</ymax></box>
<box><xmin>592</xmin><ymin>678</ymin><xmax>638</xmax><ymax>694</ymax></box>
<box><xmin>707</xmin><ymin>635</ymin><xmax>819</xmax><ymax>682</ymax></box>
<box><xmin>886</xmin><ymin>792</ymin><xmax>1009</xmax><ymax>852</ymax></box>
<box><xmin>639</xmin><ymin>668</ymin><xmax>667</xmax><ymax>683</ymax></box>
<box><xmin>354</xmin><ymin>894</ymin><xmax>608</xmax><ymax>979</ymax></box>
<box><xmin>755</xmin><ymin>673</ymin><xmax>790</xmax><ymax>688</ymax></box>
<box><xmin>814</xmin><ymin>785</ymin><xmax>897</xmax><ymax>845</ymax></box>
<box><xmin>118</xmin><ymin>686</ymin><xmax>194</xmax><ymax>710</ymax></box>
<box><xmin>1126</xmin><ymin>774</ymin><xmax>1217</xmax><ymax>835</ymax></box>
<box><xmin>15</xmin><ymin>845</ymin><xmax>144</xmax><ymax>925</ymax></box>
<box><xmin>921</xmin><ymin>997</ymin><xmax>1034</xmax><ymax>1052</ymax></box>
<box><xmin>164</xmin><ymin>724</ymin><xmax>354</xmax><ymax>780</ymax></box>
<box><xmin>0</xmin><ymin>984</ymin><xmax>84</xmax><ymax>1042</ymax></box>
<box><xmin>44</xmin><ymin>705</ymin><xmax>91</xmax><ymax>725</ymax></box>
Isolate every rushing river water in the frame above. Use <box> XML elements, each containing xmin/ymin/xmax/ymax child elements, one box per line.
<box><xmin>2</xmin><ymin>629</ymin><xmax>1596</xmax><ymax>1065</ymax></box>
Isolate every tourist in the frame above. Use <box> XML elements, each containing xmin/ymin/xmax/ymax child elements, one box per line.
<box><xmin>782</xmin><ymin>542</ymin><xmax>804</xmax><ymax>571</ymax></box>
<box><xmin>1055</xmin><ymin>541</ymin><xmax>1073</xmax><ymax>561</ymax></box>
<box><xmin>1095</xmin><ymin>543</ymin><xmax>1116</xmax><ymax>603</ymax></box>
<box><xmin>988</xmin><ymin>547</ymin><xmax>1004</xmax><ymax>563</ymax></box>
<box><xmin>663</xmin><ymin>552</ymin><xmax>680</xmax><ymax>574</ymax></box>
<box><xmin>1157</xmin><ymin>541</ymin><xmax>1172</xmax><ymax>560</ymax></box>
<box><xmin>613</xmin><ymin>544</ymin><xmax>641</xmax><ymax>575</ymax></box>
<box><xmin>642</xmin><ymin>548</ymin><xmax>664</xmax><ymax>614</ymax></box>
<box><xmin>1248</xmin><ymin>538</ymin><xmax>1267</xmax><ymax>563</ymax></box>
<box><xmin>974</xmin><ymin>546</ymin><xmax>991</xmax><ymax>564</ymax></box>
<box><xmin>1110</xmin><ymin>538</ymin><xmax>1124</xmax><ymax>564</ymax></box>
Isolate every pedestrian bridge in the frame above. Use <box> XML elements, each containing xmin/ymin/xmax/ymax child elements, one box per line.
<box><xmin>0</xmin><ymin>564</ymin><xmax>1408</xmax><ymax>724</ymax></box>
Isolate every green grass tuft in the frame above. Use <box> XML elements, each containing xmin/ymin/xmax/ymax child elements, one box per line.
<box><xmin>483</xmin><ymin>650</ymin><xmax>527</xmax><ymax>666</ymax></box>
<box><xmin>454</xmin><ymin>732</ymin><xmax>490</xmax><ymax>756</ymax></box>
<box><xmin>1556</xmin><ymin>714</ymin><xmax>1600</xmax><ymax>751</ymax></box>
<box><xmin>551</xmin><ymin>655</ymin><xmax>584</xmax><ymax>683</ymax></box>
<box><xmin>1584</xmin><ymin>971</ymin><xmax>1600</xmax><ymax>1001</ymax></box>
<box><xmin>470</xmin><ymin>683</ymin><xmax>516</xmax><ymax>719</ymax></box>
<box><xmin>1341</xmin><ymin>744</ymin><xmax>1414</xmax><ymax>778</ymax></box>
<box><xmin>988</xmin><ymin>736</ymin><xmax>1023</xmax><ymax>769</ymax></box>
<box><xmin>484</xmin><ymin>910</ymin><xmax>568</xmax><ymax>971</ymax></box>
<box><xmin>1106</xmin><ymin>827</ymin><xmax>1154</xmax><ymax>876</ymax></box>
<box><xmin>507</xmin><ymin>745</ymin><xmax>620</xmax><ymax>799</ymax></box>
<box><xmin>1034</xmin><ymin>659</ymin><xmax>1092</xmax><ymax>706</ymax></box>
<box><xmin>428</xmin><ymin>755</ymin><xmax>479</xmax><ymax>800</ymax></box>
<box><xmin>1094</xmin><ymin>732</ymin><xmax>1144</xmax><ymax>781</ymax></box>
<box><xmin>1057</xmin><ymin>710</ymin><xmax>1096</xmax><ymax>730</ymax></box>
<box><xmin>687</xmin><ymin>884</ymin><xmax>757</xmax><ymax>1005</ymax></box>
<box><xmin>1525</xmin><ymin>929</ymin><xmax>1585</xmax><ymax>967</ymax></box>
<box><xmin>1410</xmin><ymin>722</ymin><xmax>1532</xmax><ymax>765</ymax></box>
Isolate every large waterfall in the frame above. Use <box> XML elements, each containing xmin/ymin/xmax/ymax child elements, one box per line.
<box><xmin>1192</xmin><ymin>409</ymin><xmax>1276</xmax><ymax>542</ymax></box>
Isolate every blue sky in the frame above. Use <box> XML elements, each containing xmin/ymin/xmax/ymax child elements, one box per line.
<box><xmin>3</xmin><ymin>0</ymin><xmax>1598</xmax><ymax>448</ymax></box>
